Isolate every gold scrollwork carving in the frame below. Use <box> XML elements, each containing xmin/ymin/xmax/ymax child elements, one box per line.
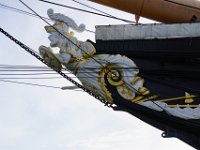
<box><xmin>117</xmin><ymin>84</ymin><xmax>136</xmax><ymax>100</ymax></box>
<box><xmin>98</xmin><ymin>67</ymin><xmax>114</xmax><ymax>104</ymax></box>
<box><xmin>107</xmin><ymin>69</ymin><xmax>124</xmax><ymax>86</ymax></box>
<box><xmin>138</xmin><ymin>87</ymin><xmax>150</xmax><ymax>96</ymax></box>
<box><xmin>39</xmin><ymin>46</ymin><xmax>62</xmax><ymax>71</ymax></box>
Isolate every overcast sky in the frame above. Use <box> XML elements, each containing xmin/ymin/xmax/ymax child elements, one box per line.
<box><xmin>0</xmin><ymin>0</ymin><xmax>194</xmax><ymax>149</ymax></box>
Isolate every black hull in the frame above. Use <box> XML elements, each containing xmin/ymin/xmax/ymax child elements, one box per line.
<box><xmin>95</xmin><ymin>36</ymin><xmax>200</xmax><ymax>95</ymax></box>
<box><xmin>113</xmin><ymin>99</ymin><xmax>200</xmax><ymax>149</ymax></box>
<box><xmin>96</xmin><ymin>37</ymin><xmax>200</xmax><ymax>59</ymax></box>
<box><xmin>95</xmin><ymin>37</ymin><xmax>200</xmax><ymax>149</ymax></box>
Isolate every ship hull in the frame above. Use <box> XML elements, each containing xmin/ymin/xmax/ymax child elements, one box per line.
<box><xmin>95</xmin><ymin>23</ymin><xmax>200</xmax><ymax>148</ymax></box>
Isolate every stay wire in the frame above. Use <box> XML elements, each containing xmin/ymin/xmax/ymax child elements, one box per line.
<box><xmin>0</xmin><ymin>3</ymin><xmax>94</xmax><ymax>33</ymax></box>
<box><xmin>0</xmin><ymin>79</ymin><xmax>83</xmax><ymax>92</ymax></box>
<box><xmin>0</xmin><ymin>73</ymin><xmax>62</xmax><ymax>75</ymax></box>
<box><xmin>0</xmin><ymin>71</ymin><xmax>103</xmax><ymax>75</ymax></box>
<box><xmin>0</xmin><ymin>77</ymin><xmax>63</xmax><ymax>80</ymax></box>
<box><xmin>0</xmin><ymin>64</ymin><xmax>139</xmax><ymax>70</ymax></box>
<box><xmin>71</xmin><ymin>0</ymin><xmax>134</xmax><ymax>24</ymax></box>
<box><xmin>38</xmin><ymin>0</ymin><xmax>135</xmax><ymax>24</ymax></box>
<box><xmin>1</xmin><ymin>66</ymin><xmax>198</xmax><ymax>78</ymax></box>
<box><xmin>0</xmin><ymin>73</ymin><xmax>141</xmax><ymax>79</ymax></box>
<box><xmin>0</xmin><ymin>3</ymin><xmax>50</xmax><ymax>20</ymax></box>
<box><xmin>0</xmin><ymin>79</ymin><xmax>60</xmax><ymax>89</ymax></box>
<box><xmin>1</xmin><ymin>68</ymin><xmax>198</xmax><ymax>81</ymax></box>
<box><xmin>0</xmin><ymin>64</ymin><xmax>48</xmax><ymax>68</ymax></box>
<box><xmin>0</xmin><ymin>69</ymin><xmax>60</xmax><ymax>71</ymax></box>
<box><xmin>1</xmin><ymin>66</ymin><xmax>199</xmax><ymax>94</ymax></box>
<box><xmin>72</xmin><ymin>0</ymin><xmax>112</xmax><ymax>16</ymax></box>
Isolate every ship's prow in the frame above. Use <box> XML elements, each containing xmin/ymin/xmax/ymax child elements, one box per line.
<box><xmin>95</xmin><ymin>22</ymin><xmax>200</xmax><ymax>149</ymax></box>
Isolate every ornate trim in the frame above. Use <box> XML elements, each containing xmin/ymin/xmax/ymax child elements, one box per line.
<box><xmin>98</xmin><ymin>66</ymin><xmax>113</xmax><ymax>104</ymax></box>
<box><xmin>107</xmin><ymin>69</ymin><xmax>124</xmax><ymax>86</ymax></box>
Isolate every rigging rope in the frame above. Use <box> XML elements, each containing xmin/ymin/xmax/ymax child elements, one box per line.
<box><xmin>0</xmin><ymin>3</ymin><xmax>94</xmax><ymax>33</ymax></box>
<box><xmin>72</xmin><ymin>0</ymin><xmax>112</xmax><ymax>16</ymax></box>
<box><xmin>2</xmin><ymin>64</ymin><xmax>198</xmax><ymax>76</ymax></box>
<box><xmin>0</xmin><ymin>3</ymin><xmax>50</xmax><ymax>20</ymax></box>
<box><xmin>0</xmin><ymin>77</ymin><xmax>63</xmax><ymax>80</ymax></box>
<box><xmin>0</xmin><ymin>79</ymin><xmax>83</xmax><ymax>92</ymax></box>
<box><xmin>71</xmin><ymin>0</ymin><xmax>135</xmax><ymax>24</ymax></box>
<box><xmin>0</xmin><ymin>79</ymin><xmax>61</xmax><ymax>89</ymax></box>
<box><xmin>0</xmin><ymin>64</ymin><xmax>139</xmax><ymax>70</ymax></box>
<box><xmin>1</xmin><ymin>64</ymin><xmax>198</xmax><ymax>95</ymax></box>
<box><xmin>0</xmin><ymin>27</ymin><xmax>110</xmax><ymax>106</ymax></box>
<box><xmin>38</xmin><ymin>0</ymin><xmax>135</xmax><ymax>24</ymax></box>
<box><xmin>0</xmin><ymin>64</ymin><xmax>49</xmax><ymax>68</ymax></box>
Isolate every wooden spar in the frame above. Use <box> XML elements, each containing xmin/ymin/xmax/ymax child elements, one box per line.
<box><xmin>89</xmin><ymin>0</ymin><xmax>200</xmax><ymax>23</ymax></box>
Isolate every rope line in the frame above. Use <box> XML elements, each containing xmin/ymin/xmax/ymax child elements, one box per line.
<box><xmin>39</xmin><ymin>0</ymin><xmax>135</xmax><ymax>24</ymax></box>
<box><xmin>0</xmin><ymin>79</ymin><xmax>61</xmax><ymax>89</ymax></box>
<box><xmin>0</xmin><ymin>3</ymin><xmax>50</xmax><ymax>20</ymax></box>
<box><xmin>71</xmin><ymin>0</ymin><xmax>135</xmax><ymax>24</ymax></box>
<box><xmin>0</xmin><ymin>3</ymin><xmax>94</xmax><ymax>33</ymax></box>
<box><xmin>0</xmin><ymin>27</ymin><xmax>110</xmax><ymax>106</ymax></box>
<box><xmin>0</xmin><ymin>79</ymin><xmax>84</xmax><ymax>92</ymax></box>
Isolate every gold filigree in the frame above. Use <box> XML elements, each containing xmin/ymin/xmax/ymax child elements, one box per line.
<box><xmin>107</xmin><ymin>69</ymin><xmax>124</xmax><ymax>86</ymax></box>
<box><xmin>131</xmin><ymin>76</ymin><xmax>142</xmax><ymax>85</ymax></box>
<box><xmin>69</xmin><ymin>48</ymin><xmax>96</xmax><ymax>63</ymax></box>
<box><xmin>39</xmin><ymin>46</ymin><xmax>62</xmax><ymax>71</ymax></box>
<box><xmin>135</xmin><ymin>95</ymin><xmax>159</xmax><ymax>103</ymax></box>
<box><xmin>82</xmin><ymin>48</ymin><xmax>96</xmax><ymax>58</ymax></box>
<box><xmin>185</xmin><ymin>92</ymin><xmax>194</xmax><ymax>103</ymax></box>
<box><xmin>155</xmin><ymin>94</ymin><xmax>196</xmax><ymax>103</ymax></box>
<box><xmin>117</xmin><ymin>84</ymin><xmax>136</xmax><ymax>100</ymax></box>
<box><xmin>98</xmin><ymin>66</ymin><xmax>113</xmax><ymax>104</ymax></box>
<box><xmin>131</xmin><ymin>96</ymin><xmax>144</xmax><ymax>103</ymax></box>
<box><xmin>45</xmin><ymin>21</ymin><xmax>65</xmax><ymax>33</ymax></box>
<box><xmin>138</xmin><ymin>87</ymin><xmax>150</xmax><ymax>95</ymax></box>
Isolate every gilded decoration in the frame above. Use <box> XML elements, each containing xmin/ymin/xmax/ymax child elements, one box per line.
<box><xmin>39</xmin><ymin>8</ymin><xmax>200</xmax><ymax>120</ymax></box>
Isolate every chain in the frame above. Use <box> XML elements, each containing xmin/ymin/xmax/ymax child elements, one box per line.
<box><xmin>0</xmin><ymin>27</ymin><xmax>110</xmax><ymax>106</ymax></box>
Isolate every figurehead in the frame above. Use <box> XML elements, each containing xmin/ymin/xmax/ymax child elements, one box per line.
<box><xmin>45</xmin><ymin>8</ymin><xmax>85</xmax><ymax>33</ymax></box>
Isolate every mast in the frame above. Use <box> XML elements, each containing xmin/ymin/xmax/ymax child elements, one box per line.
<box><xmin>90</xmin><ymin>0</ymin><xmax>200</xmax><ymax>23</ymax></box>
